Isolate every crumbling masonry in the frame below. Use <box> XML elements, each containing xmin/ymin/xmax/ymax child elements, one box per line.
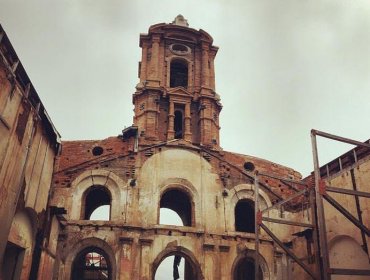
<box><xmin>0</xmin><ymin>15</ymin><xmax>369</xmax><ymax>280</ymax></box>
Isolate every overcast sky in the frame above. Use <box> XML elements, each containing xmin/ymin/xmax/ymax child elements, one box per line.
<box><xmin>1</xmin><ymin>0</ymin><xmax>370</xmax><ymax>177</ymax></box>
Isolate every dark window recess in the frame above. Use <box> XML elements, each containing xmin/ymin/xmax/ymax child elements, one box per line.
<box><xmin>82</xmin><ymin>186</ymin><xmax>111</xmax><ymax>220</ymax></box>
<box><xmin>172</xmin><ymin>44</ymin><xmax>188</xmax><ymax>52</ymax></box>
<box><xmin>15</xmin><ymin>106</ymin><xmax>30</xmax><ymax>143</ymax></box>
<box><xmin>243</xmin><ymin>162</ymin><xmax>255</xmax><ymax>172</ymax></box>
<box><xmin>92</xmin><ymin>146</ymin><xmax>104</xmax><ymax>156</ymax></box>
<box><xmin>235</xmin><ymin>199</ymin><xmax>255</xmax><ymax>233</ymax></box>
<box><xmin>2</xmin><ymin>242</ymin><xmax>25</xmax><ymax>280</ymax></box>
<box><xmin>174</xmin><ymin>111</ymin><xmax>183</xmax><ymax>139</ymax></box>
<box><xmin>71</xmin><ymin>247</ymin><xmax>111</xmax><ymax>280</ymax></box>
<box><xmin>170</xmin><ymin>60</ymin><xmax>188</xmax><ymax>88</ymax></box>
<box><xmin>160</xmin><ymin>189</ymin><xmax>192</xmax><ymax>226</ymax></box>
<box><xmin>234</xmin><ymin>257</ymin><xmax>262</xmax><ymax>280</ymax></box>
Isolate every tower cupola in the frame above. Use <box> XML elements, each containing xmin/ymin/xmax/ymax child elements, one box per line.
<box><xmin>133</xmin><ymin>15</ymin><xmax>222</xmax><ymax>149</ymax></box>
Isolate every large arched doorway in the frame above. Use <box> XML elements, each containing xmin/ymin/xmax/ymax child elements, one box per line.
<box><xmin>159</xmin><ymin>188</ymin><xmax>193</xmax><ymax>227</ymax></box>
<box><xmin>235</xmin><ymin>199</ymin><xmax>255</xmax><ymax>233</ymax></box>
<box><xmin>153</xmin><ymin>248</ymin><xmax>202</xmax><ymax>280</ymax></box>
<box><xmin>81</xmin><ymin>185</ymin><xmax>111</xmax><ymax>220</ymax></box>
<box><xmin>71</xmin><ymin>247</ymin><xmax>111</xmax><ymax>280</ymax></box>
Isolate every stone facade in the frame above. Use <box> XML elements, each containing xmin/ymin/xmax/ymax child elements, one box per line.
<box><xmin>0</xmin><ymin>24</ymin><xmax>60</xmax><ymax>280</ymax></box>
<box><xmin>0</xmin><ymin>15</ymin><xmax>369</xmax><ymax>280</ymax></box>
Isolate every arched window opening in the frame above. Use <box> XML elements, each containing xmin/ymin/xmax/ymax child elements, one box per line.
<box><xmin>82</xmin><ymin>186</ymin><xmax>111</xmax><ymax>220</ymax></box>
<box><xmin>174</xmin><ymin>110</ymin><xmax>183</xmax><ymax>139</ymax></box>
<box><xmin>234</xmin><ymin>257</ymin><xmax>262</xmax><ymax>280</ymax></box>
<box><xmin>235</xmin><ymin>199</ymin><xmax>255</xmax><ymax>233</ymax></box>
<box><xmin>154</xmin><ymin>254</ymin><xmax>198</xmax><ymax>280</ymax></box>
<box><xmin>72</xmin><ymin>247</ymin><xmax>111</xmax><ymax>280</ymax></box>
<box><xmin>170</xmin><ymin>60</ymin><xmax>188</xmax><ymax>88</ymax></box>
<box><xmin>160</xmin><ymin>189</ymin><xmax>192</xmax><ymax>227</ymax></box>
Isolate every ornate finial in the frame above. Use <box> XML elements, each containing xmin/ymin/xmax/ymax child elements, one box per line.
<box><xmin>172</xmin><ymin>14</ymin><xmax>189</xmax><ymax>27</ymax></box>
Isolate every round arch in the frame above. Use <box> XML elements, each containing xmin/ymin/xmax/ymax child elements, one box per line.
<box><xmin>152</xmin><ymin>246</ymin><xmax>203</xmax><ymax>280</ymax></box>
<box><xmin>230</xmin><ymin>184</ymin><xmax>272</xmax><ymax>209</ymax></box>
<box><xmin>328</xmin><ymin>235</ymin><xmax>370</xmax><ymax>274</ymax></box>
<box><xmin>69</xmin><ymin>169</ymin><xmax>124</xmax><ymax>220</ymax></box>
<box><xmin>166</xmin><ymin>56</ymin><xmax>193</xmax><ymax>89</ymax></box>
<box><xmin>158</xmin><ymin>178</ymin><xmax>199</xmax><ymax>227</ymax></box>
<box><xmin>231</xmin><ymin>250</ymin><xmax>270</xmax><ymax>280</ymax></box>
<box><xmin>227</xmin><ymin>184</ymin><xmax>272</xmax><ymax>232</ymax></box>
<box><xmin>80</xmin><ymin>185</ymin><xmax>112</xmax><ymax>220</ymax></box>
<box><xmin>65</xmin><ymin>237</ymin><xmax>117</xmax><ymax>280</ymax></box>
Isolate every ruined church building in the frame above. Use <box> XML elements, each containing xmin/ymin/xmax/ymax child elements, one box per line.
<box><xmin>0</xmin><ymin>15</ymin><xmax>369</xmax><ymax>280</ymax></box>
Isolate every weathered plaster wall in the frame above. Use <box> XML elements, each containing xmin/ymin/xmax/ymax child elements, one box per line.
<box><xmin>322</xmin><ymin>157</ymin><xmax>370</xmax><ymax>278</ymax></box>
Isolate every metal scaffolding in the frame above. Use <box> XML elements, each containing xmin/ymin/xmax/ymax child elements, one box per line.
<box><xmin>254</xmin><ymin>129</ymin><xmax>370</xmax><ymax>280</ymax></box>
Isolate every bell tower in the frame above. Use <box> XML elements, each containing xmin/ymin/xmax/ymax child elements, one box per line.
<box><xmin>133</xmin><ymin>15</ymin><xmax>222</xmax><ymax>149</ymax></box>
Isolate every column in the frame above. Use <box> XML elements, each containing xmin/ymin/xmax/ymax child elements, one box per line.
<box><xmin>149</xmin><ymin>35</ymin><xmax>160</xmax><ymax>82</ymax></box>
<box><xmin>184</xmin><ymin>102</ymin><xmax>191</xmax><ymax>141</ymax></box>
<box><xmin>201</xmin><ymin>43</ymin><xmax>210</xmax><ymax>88</ymax></box>
<box><xmin>140</xmin><ymin>43</ymin><xmax>148</xmax><ymax>82</ymax></box>
<box><xmin>119</xmin><ymin>237</ymin><xmax>134</xmax><ymax>280</ymax></box>
<box><xmin>167</xmin><ymin>100</ymin><xmax>175</xmax><ymax>140</ymax></box>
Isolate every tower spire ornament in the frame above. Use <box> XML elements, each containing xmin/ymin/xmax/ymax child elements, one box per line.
<box><xmin>172</xmin><ymin>14</ymin><xmax>189</xmax><ymax>27</ymax></box>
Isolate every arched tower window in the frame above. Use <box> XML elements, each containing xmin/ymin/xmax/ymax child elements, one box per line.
<box><xmin>159</xmin><ymin>189</ymin><xmax>193</xmax><ymax>226</ymax></box>
<box><xmin>81</xmin><ymin>186</ymin><xmax>111</xmax><ymax>220</ymax></box>
<box><xmin>234</xmin><ymin>257</ymin><xmax>262</xmax><ymax>280</ymax></box>
<box><xmin>235</xmin><ymin>199</ymin><xmax>255</xmax><ymax>233</ymax></box>
<box><xmin>174</xmin><ymin>110</ymin><xmax>183</xmax><ymax>139</ymax></box>
<box><xmin>72</xmin><ymin>247</ymin><xmax>111</xmax><ymax>280</ymax></box>
<box><xmin>170</xmin><ymin>60</ymin><xmax>188</xmax><ymax>88</ymax></box>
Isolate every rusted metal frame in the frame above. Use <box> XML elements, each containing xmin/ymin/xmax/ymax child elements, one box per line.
<box><xmin>329</xmin><ymin>268</ymin><xmax>370</xmax><ymax>275</ymax></box>
<box><xmin>261</xmin><ymin>188</ymin><xmax>308</xmax><ymax>214</ymax></box>
<box><xmin>309</xmin><ymin>187</ymin><xmax>322</xmax><ymax>279</ymax></box>
<box><xmin>350</xmin><ymin>169</ymin><xmax>368</xmax><ymax>255</ymax></box>
<box><xmin>254</xmin><ymin>174</ymin><xmax>260</xmax><ymax>280</ymax></box>
<box><xmin>262</xmin><ymin>217</ymin><xmax>314</xmax><ymax>228</ymax></box>
<box><xmin>312</xmin><ymin>129</ymin><xmax>370</xmax><ymax>149</ymax></box>
<box><xmin>323</xmin><ymin>193</ymin><xmax>370</xmax><ymax>236</ymax></box>
<box><xmin>326</xmin><ymin>186</ymin><xmax>370</xmax><ymax>198</ymax></box>
<box><xmin>257</xmin><ymin>171</ymin><xmax>309</xmax><ymax>186</ymax></box>
<box><xmin>260</xmin><ymin>223</ymin><xmax>318</xmax><ymax>279</ymax></box>
<box><xmin>311</xmin><ymin>132</ymin><xmax>331</xmax><ymax>280</ymax></box>
<box><xmin>353</xmin><ymin>149</ymin><xmax>358</xmax><ymax>162</ymax></box>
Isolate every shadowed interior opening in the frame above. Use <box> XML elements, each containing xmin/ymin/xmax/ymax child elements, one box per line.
<box><xmin>2</xmin><ymin>242</ymin><xmax>25</xmax><ymax>280</ymax></box>
<box><xmin>174</xmin><ymin>110</ymin><xmax>184</xmax><ymax>139</ymax></box>
<box><xmin>82</xmin><ymin>186</ymin><xmax>111</xmax><ymax>220</ymax></box>
<box><xmin>234</xmin><ymin>257</ymin><xmax>262</xmax><ymax>280</ymax></box>
<box><xmin>235</xmin><ymin>199</ymin><xmax>255</xmax><ymax>233</ymax></box>
<box><xmin>170</xmin><ymin>60</ymin><xmax>188</xmax><ymax>88</ymax></box>
<box><xmin>71</xmin><ymin>247</ymin><xmax>111</xmax><ymax>280</ymax></box>
<box><xmin>160</xmin><ymin>189</ymin><xmax>192</xmax><ymax>227</ymax></box>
